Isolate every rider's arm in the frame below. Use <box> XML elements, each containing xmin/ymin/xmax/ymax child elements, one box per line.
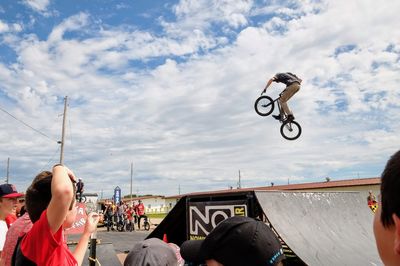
<box><xmin>262</xmin><ymin>77</ymin><xmax>275</xmax><ymax>93</ymax></box>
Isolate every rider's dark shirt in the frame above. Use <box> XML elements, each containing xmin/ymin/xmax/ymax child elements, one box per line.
<box><xmin>273</xmin><ymin>72</ymin><xmax>301</xmax><ymax>86</ymax></box>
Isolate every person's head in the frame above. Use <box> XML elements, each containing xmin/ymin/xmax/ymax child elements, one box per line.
<box><xmin>374</xmin><ymin>150</ymin><xmax>400</xmax><ymax>265</ymax></box>
<box><xmin>0</xmin><ymin>184</ymin><xmax>24</xmax><ymax>219</ymax></box>
<box><xmin>16</xmin><ymin>197</ymin><xmax>25</xmax><ymax>215</ymax></box>
<box><xmin>181</xmin><ymin>216</ymin><xmax>285</xmax><ymax>266</ymax></box>
<box><xmin>25</xmin><ymin>171</ymin><xmax>77</xmax><ymax>226</ymax></box>
<box><xmin>124</xmin><ymin>238</ymin><xmax>178</xmax><ymax>266</ymax></box>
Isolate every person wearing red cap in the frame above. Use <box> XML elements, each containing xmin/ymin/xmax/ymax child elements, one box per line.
<box><xmin>0</xmin><ymin>184</ymin><xmax>24</xmax><ymax>256</ymax></box>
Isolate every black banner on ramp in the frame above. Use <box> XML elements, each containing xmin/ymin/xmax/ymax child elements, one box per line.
<box><xmin>187</xmin><ymin>200</ymin><xmax>248</xmax><ymax>240</ymax></box>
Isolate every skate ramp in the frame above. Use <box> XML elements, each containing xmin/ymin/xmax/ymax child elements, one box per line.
<box><xmin>255</xmin><ymin>191</ymin><xmax>381</xmax><ymax>266</ymax></box>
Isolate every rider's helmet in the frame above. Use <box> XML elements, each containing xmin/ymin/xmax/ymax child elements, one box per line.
<box><xmin>78</xmin><ymin>178</ymin><xmax>82</xmax><ymax>181</ymax></box>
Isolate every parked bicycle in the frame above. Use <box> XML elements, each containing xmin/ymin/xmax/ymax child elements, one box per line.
<box><xmin>116</xmin><ymin>214</ymin><xmax>127</xmax><ymax>232</ymax></box>
<box><xmin>105</xmin><ymin>215</ymin><xmax>114</xmax><ymax>232</ymax></box>
<box><xmin>142</xmin><ymin>215</ymin><xmax>150</xmax><ymax>231</ymax></box>
<box><xmin>76</xmin><ymin>193</ymin><xmax>86</xmax><ymax>203</ymax></box>
<box><xmin>254</xmin><ymin>93</ymin><xmax>302</xmax><ymax>140</ymax></box>
<box><xmin>125</xmin><ymin>217</ymin><xmax>135</xmax><ymax>232</ymax></box>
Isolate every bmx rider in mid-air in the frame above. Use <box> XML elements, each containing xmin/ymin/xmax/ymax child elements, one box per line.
<box><xmin>262</xmin><ymin>72</ymin><xmax>302</xmax><ymax>121</ymax></box>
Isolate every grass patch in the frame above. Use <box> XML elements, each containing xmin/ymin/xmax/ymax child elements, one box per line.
<box><xmin>147</xmin><ymin>213</ymin><xmax>167</xmax><ymax>219</ymax></box>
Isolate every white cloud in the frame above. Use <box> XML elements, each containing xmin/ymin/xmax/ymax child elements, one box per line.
<box><xmin>23</xmin><ymin>0</ymin><xmax>51</xmax><ymax>12</ymax></box>
<box><xmin>0</xmin><ymin>20</ymin><xmax>22</xmax><ymax>34</ymax></box>
<box><xmin>0</xmin><ymin>20</ymin><xmax>9</xmax><ymax>33</ymax></box>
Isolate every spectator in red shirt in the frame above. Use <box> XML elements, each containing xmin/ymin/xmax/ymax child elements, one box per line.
<box><xmin>4</xmin><ymin>214</ymin><xmax>17</xmax><ymax>229</ymax></box>
<box><xmin>14</xmin><ymin>165</ymin><xmax>99</xmax><ymax>265</ymax></box>
<box><xmin>4</xmin><ymin>198</ymin><xmax>27</xmax><ymax>230</ymax></box>
<box><xmin>125</xmin><ymin>206</ymin><xmax>135</xmax><ymax>231</ymax></box>
<box><xmin>136</xmin><ymin>200</ymin><xmax>146</xmax><ymax>230</ymax></box>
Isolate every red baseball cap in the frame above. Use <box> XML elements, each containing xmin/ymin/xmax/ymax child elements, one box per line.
<box><xmin>0</xmin><ymin>184</ymin><xmax>24</xmax><ymax>198</ymax></box>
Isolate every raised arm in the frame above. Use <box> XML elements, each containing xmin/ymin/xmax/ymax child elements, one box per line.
<box><xmin>262</xmin><ymin>77</ymin><xmax>275</xmax><ymax>94</ymax></box>
<box><xmin>73</xmin><ymin>212</ymin><xmax>99</xmax><ymax>266</ymax></box>
<box><xmin>46</xmin><ymin>165</ymin><xmax>76</xmax><ymax>234</ymax></box>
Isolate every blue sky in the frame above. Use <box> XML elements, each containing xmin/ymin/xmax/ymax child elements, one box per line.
<box><xmin>1</xmin><ymin>0</ymin><xmax>400</xmax><ymax>198</ymax></box>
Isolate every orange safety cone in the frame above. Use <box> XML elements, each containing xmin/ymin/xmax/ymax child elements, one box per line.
<box><xmin>163</xmin><ymin>233</ymin><xmax>168</xmax><ymax>243</ymax></box>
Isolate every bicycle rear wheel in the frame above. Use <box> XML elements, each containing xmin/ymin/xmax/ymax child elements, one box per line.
<box><xmin>254</xmin><ymin>96</ymin><xmax>274</xmax><ymax>116</ymax></box>
<box><xmin>144</xmin><ymin>221</ymin><xmax>150</xmax><ymax>231</ymax></box>
<box><xmin>280</xmin><ymin>120</ymin><xmax>302</xmax><ymax>140</ymax></box>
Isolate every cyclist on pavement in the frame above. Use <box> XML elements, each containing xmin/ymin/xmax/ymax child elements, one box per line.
<box><xmin>135</xmin><ymin>200</ymin><xmax>146</xmax><ymax>230</ymax></box>
<box><xmin>262</xmin><ymin>72</ymin><xmax>302</xmax><ymax>121</ymax></box>
<box><xmin>104</xmin><ymin>204</ymin><xmax>114</xmax><ymax>230</ymax></box>
<box><xmin>76</xmin><ymin>178</ymin><xmax>84</xmax><ymax>202</ymax></box>
<box><xmin>126</xmin><ymin>206</ymin><xmax>135</xmax><ymax>231</ymax></box>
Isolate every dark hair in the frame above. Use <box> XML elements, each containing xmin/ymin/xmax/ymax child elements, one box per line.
<box><xmin>380</xmin><ymin>150</ymin><xmax>400</xmax><ymax>228</ymax></box>
<box><xmin>25</xmin><ymin>170</ymin><xmax>77</xmax><ymax>223</ymax></box>
<box><xmin>19</xmin><ymin>205</ymin><xmax>27</xmax><ymax>217</ymax></box>
<box><xmin>25</xmin><ymin>171</ymin><xmax>53</xmax><ymax>222</ymax></box>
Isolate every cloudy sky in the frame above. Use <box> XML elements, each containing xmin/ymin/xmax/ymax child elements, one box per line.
<box><xmin>1</xmin><ymin>0</ymin><xmax>399</xmax><ymax>198</ymax></box>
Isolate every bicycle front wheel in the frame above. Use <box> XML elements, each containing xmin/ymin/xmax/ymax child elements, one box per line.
<box><xmin>254</xmin><ymin>96</ymin><xmax>274</xmax><ymax>116</ymax></box>
<box><xmin>144</xmin><ymin>222</ymin><xmax>150</xmax><ymax>231</ymax></box>
<box><xmin>280</xmin><ymin>120</ymin><xmax>302</xmax><ymax>140</ymax></box>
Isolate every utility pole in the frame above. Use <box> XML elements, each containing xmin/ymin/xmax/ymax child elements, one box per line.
<box><xmin>178</xmin><ymin>184</ymin><xmax>181</xmax><ymax>195</ymax></box>
<box><xmin>237</xmin><ymin>170</ymin><xmax>242</xmax><ymax>189</ymax></box>
<box><xmin>130</xmin><ymin>162</ymin><xmax>133</xmax><ymax>203</ymax></box>
<box><xmin>59</xmin><ymin>96</ymin><xmax>68</xmax><ymax>164</ymax></box>
<box><xmin>6</xmin><ymin>157</ymin><xmax>10</xmax><ymax>184</ymax></box>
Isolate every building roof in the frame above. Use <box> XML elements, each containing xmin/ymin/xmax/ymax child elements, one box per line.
<box><xmin>123</xmin><ymin>195</ymin><xmax>165</xmax><ymax>201</ymax></box>
<box><xmin>165</xmin><ymin>177</ymin><xmax>381</xmax><ymax>199</ymax></box>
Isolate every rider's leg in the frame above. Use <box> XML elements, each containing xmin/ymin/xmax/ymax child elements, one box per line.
<box><xmin>272</xmin><ymin>100</ymin><xmax>285</xmax><ymax>120</ymax></box>
<box><xmin>138</xmin><ymin>215</ymin><xmax>142</xmax><ymax>229</ymax></box>
<box><xmin>280</xmin><ymin>83</ymin><xmax>300</xmax><ymax>118</ymax></box>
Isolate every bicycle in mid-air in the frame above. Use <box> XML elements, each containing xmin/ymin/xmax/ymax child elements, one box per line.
<box><xmin>254</xmin><ymin>93</ymin><xmax>302</xmax><ymax>140</ymax></box>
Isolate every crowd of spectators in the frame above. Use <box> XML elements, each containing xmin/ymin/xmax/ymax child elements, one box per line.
<box><xmin>103</xmin><ymin>199</ymin><xmax>146</xmax><ymax>231</ymax></box>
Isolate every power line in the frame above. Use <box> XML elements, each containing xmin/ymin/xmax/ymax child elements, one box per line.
<box><xmin>0</xmin><ymin>105</ymin><xmax>58</xmax><ymax>143</ymax></box>
<box><xmin>40</xmin><ymin>146</ymin><xmax>61</xmax><ymax>172</ymax></box>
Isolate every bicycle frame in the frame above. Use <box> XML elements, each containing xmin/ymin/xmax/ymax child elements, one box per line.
<box><xmin>262</xmin><ymin>93</ymin><xmax>284</xmax><ymax>119</ymax></box>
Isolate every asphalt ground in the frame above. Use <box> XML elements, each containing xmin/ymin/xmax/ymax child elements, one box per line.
<box><xmin>67</xmin><ymin>228</ymin><xmax>152</xmax><ymax>265</ymax></box>
<box><xmin>66</xmin><ymin>218</ymin><xmax>164</xmax><ymax>265</ymax></box>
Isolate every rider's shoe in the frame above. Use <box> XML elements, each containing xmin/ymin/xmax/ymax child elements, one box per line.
<box><xmin>272</xmin><ymin>114</ymin><xmax>282</xmax><ymax>120</ymax></box>
<box><xmin>287</xmin><ymin>114</ymin><xmax>295</xmax><ymax>121</ymax></box>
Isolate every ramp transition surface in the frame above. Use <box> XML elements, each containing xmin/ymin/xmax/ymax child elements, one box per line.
<box><xmin>255</xmin><ymin>191</ymin><xmax>381</xmax><ymax>266</ymax></box>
